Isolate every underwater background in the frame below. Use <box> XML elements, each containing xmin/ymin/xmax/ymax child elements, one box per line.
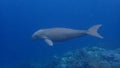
<box><xmin>0</xmin><ymin>0</ymin><xmax>120</xmax><ymax>68</ymax></box>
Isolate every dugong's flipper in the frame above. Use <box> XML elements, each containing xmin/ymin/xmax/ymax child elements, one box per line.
<box><xmin>44</xmin><ymin>38</ymin><xmax>53</xmax><ymax>46</ymax></box>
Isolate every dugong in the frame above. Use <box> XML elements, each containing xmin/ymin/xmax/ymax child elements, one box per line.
<box><xmin>32</xmin><ymin>24</ymin><xmax>103</xmax><ymax>46</ymax></box>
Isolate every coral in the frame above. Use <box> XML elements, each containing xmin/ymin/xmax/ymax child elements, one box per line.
<box><xmin>22</xmin><ymin>47</ymin><xmax>120</xmax><ymax>68</ymax></box>
<box><xmin>41</xmin><ymin>47</ymin><xmax>120</xmax><ymax>68</ymax></box>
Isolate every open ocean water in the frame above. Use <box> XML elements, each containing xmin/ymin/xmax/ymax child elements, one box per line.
<box><xmin>0</xmin><ymin>0</ymin><xmax>120</xmax><ymax>68</ymax></box>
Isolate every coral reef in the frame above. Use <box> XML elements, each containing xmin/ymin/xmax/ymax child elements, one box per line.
<box><xmin>41</xmin><ymin>47</ymin><xmax>120</xmax><ymax>68</ymax></box>
<box><xmin>18</xmin><ymin>47</ymin><xmax>120</xmax><ymax>68</ymax></box>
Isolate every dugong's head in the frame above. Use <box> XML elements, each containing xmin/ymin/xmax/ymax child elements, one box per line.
<box><xmin>32</xmin><ymin>30</ymin><xmax>44</xmax><ymax>40</ymax></box>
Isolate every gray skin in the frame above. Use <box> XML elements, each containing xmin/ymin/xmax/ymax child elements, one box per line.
<box><xmin>32</xmin><ymin>24</ymin><xmax>103</xmax><ymax>46</ymax></box>
<box><xmin>33</xmin><ymin>28</ymin><xmax>87</xmax><ymax>41</ymax></box>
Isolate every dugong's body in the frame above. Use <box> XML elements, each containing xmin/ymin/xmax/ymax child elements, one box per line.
<box><xmin>32</xmin><ymin>24</ymin><xmax>103</xmax><ymax>46</ymax></box>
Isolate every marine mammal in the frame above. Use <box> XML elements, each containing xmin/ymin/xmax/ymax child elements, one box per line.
<box><xmin>32</xmin><ymin>24</ymin><xmax>103</xmax><ymax>46</ymax></box>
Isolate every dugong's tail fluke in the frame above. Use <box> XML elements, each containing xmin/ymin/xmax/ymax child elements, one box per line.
<box><xmin>87</xmin><ymin>24</ymin><xmax>103</xmax><ymax>39</ymax></box>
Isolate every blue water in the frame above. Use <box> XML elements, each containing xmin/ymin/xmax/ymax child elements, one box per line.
<box><xmin>0</xmin><ymin>0</ymin><xmax>120</xmax><ymax>67</ymax></box>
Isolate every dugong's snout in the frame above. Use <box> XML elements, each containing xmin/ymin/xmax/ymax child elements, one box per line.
<box><xmin>32</xmin><ymin>34</ymin><xmax>38</xmax><ymax>40</ymax></box>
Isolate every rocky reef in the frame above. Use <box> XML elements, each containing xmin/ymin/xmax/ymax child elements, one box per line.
<box><xmin>18</xmin><ymin>47</ymin><xmax>120</xmax><ymax>68</ymax></box>
<box><xmin>41</xmin><ymin>47</ymin><xmax>120</xmax><ymax>68</ymax></box>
